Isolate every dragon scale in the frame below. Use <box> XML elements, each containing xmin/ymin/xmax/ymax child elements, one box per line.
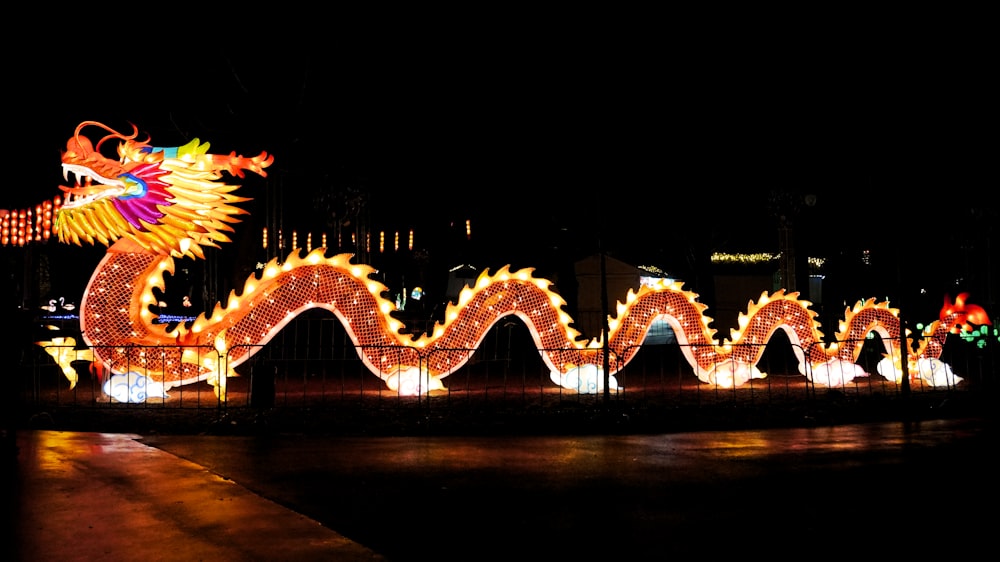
<box><xmin>36</xmin><ymin>122</ymin><xmax>989</xmax><ymax>400</ymax></box>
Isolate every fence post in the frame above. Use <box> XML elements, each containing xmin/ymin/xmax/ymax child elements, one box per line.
<box><xmin>600</xmin><ymin>248</ymin><xmax>610</xmax><ymax>404</ymax></box>
<box><xmin>898</xmin><ymin>313</ymin><xmax>910</xmax><ymax>396</ymax></box>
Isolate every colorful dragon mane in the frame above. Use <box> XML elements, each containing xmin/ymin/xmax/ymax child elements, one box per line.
<box><xmin>37</xmin><ymin>121</ymin><xmax>990</xmax><ymax>402</ymax></box>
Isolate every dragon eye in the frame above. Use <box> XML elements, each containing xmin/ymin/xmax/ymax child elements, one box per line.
<box><xmin>119</xmin><ymin>173</ymin><xmax>148</xmax><ymax>199</ymax></box>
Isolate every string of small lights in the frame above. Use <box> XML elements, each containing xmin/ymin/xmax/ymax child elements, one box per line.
<box><xmin>0</xmin><ymin>196</ymin><xmax>61</xmax><ymax>246</ymax></box>
<box><xmin>711</xmin><ymin>252</ymin><xmax>826</xmax><ymax>269</ymax></box>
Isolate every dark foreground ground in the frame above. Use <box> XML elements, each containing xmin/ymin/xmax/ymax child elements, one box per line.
<box><xmin>5</xmin><ymin>360</ymin><xmax>997</xmax><ymax>560</ymax></box>
<box><xmin>6</xmin><ymin>415</ymin><xmax>995</xmax><ymax>561</ymax></box>
<box><xmin>147</xmin><ymin>415</ymin><xmax>998</xmax><ymax>560</ymax></box>
<box><xmin>11</xmin><ymin>383</ymin><xmax>993</xmax><ymax>439</ymax></box>
<box><xmin>3</xmin><ymin>369</ymin><xmax>997</xmax><ymax>561</ymax></box>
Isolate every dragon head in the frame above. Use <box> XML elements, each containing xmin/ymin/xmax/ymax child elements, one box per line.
<box><xmin>56</xmin><ymin>121</ymin><xmax>273</xmax><ymax>259</ymax></box>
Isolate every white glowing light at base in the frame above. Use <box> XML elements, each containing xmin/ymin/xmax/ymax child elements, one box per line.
<box><xmin>103</xmin><ymin>372</ymin><xmax>170</xmax><ymax>403</ymax></box>
<box><xmin>550</xmin><ymin>364</ymin><xmax>621</xmax><ymax>394</ymax></box>
<box><xmin>385</xmin><ymin>367</ymin><xmax>446</xmax><ymax>396</ymax></box>
<box><xmin>697</xmin><ymin>360</ymin><xmax>765</xmax><ymax>388</ymax></box>
<box><xmin>807</xmin><ymin>359</ymin><xmax>869</xmax><ymax>387</ymax></box>
<box><xmin>877</xmin><ymin>357</ymin><xmax>963</xmax><ymax>387</ymax></box>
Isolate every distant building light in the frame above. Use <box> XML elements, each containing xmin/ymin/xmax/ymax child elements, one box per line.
<box><xmin>712</xmin><ymin>252</ymin><xmax>779</xmax><ymax>265</ymax></box>
<box><xmin>711</xmin><ymin>252</ymin><xmax>825</xmax><ymax>270</ymax></box>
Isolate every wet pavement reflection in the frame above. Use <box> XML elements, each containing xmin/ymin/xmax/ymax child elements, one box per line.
<box><xmin>142</xmin><ymin>417</ymin><xmax>996</xmax><ymax>560</ymax></box>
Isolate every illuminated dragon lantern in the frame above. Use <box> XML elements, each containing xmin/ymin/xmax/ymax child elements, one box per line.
<box><xmin>38</xmin><ymin>121</ymin><xmax>990</xmax><ymax>402</ymax></box>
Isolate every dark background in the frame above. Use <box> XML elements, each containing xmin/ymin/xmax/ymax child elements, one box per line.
<box><xmin>4</xmin><ymin>13</ymin><xmax>995</xmax><ymax>324</ymax></box>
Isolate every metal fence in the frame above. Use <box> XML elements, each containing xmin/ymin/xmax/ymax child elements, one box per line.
<box><xmin>13</xmin><ymin>312</ymin><xmax>997</xmax><ymax>434</ymax></box>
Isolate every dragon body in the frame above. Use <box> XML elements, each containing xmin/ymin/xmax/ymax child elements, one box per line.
<box><xmin>37</xmin><ymin>122</ymin><xmax>990</xmax><ymax>401</ymax></box>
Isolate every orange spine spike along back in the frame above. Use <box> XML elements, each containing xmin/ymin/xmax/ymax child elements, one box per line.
<box><xmin>34</xmin><ymin>122</ymin><xmax>991</xmax><ymax>401</ymax></box>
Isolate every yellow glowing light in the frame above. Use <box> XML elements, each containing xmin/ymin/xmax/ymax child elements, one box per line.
<box><xmin>30</xmin><ymin>120</ymin><xmax>989</xmax><ymax>403</ymax></box>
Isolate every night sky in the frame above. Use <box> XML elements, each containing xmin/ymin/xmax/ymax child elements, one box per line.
<box><xmin>7</xmin><ymin>19</ymin><xmax>994</xmax><ymax>312</ymax></box>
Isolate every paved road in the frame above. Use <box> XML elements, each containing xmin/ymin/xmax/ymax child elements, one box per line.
<box><xmin>9</xmin><ymin>430</ymin><xmax>383</xmax><ymax>561</ymax></box>
<box><xmin>142</xmin><ymin>416</ymin><xmax>996</xmax><ymax>560</ymax></box>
